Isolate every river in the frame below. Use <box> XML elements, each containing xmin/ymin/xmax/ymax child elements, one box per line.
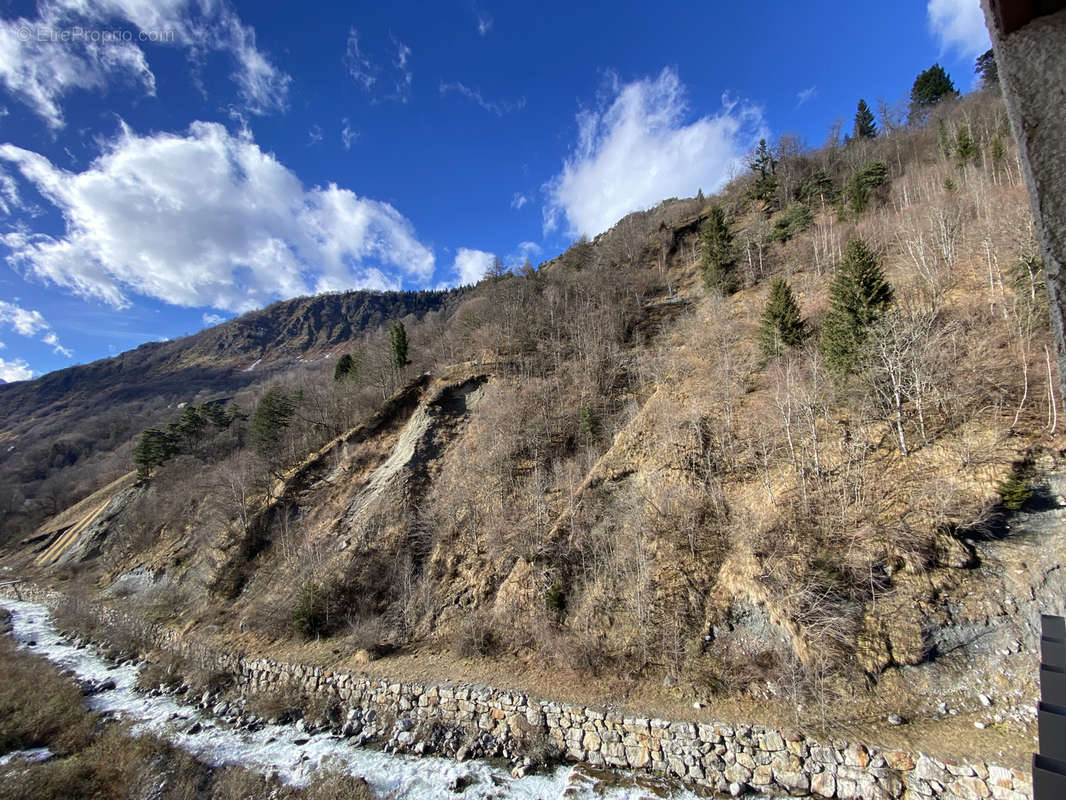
<box><xmin>1</xmin><ymin>598</ymin><xmax>736</xmax><ymax>799</ymax></box>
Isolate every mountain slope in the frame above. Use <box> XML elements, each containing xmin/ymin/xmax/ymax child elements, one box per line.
<box><xmin>0</xmin><ymin>288</ymin><xmax>460</xmax><ymax>543</ymax></box>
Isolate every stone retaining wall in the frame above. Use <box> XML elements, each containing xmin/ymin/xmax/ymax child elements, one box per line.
<box><xmin>2</xmin><ymin>583</ymin><xmax>1032</xmax><ymax>799</ymax></box>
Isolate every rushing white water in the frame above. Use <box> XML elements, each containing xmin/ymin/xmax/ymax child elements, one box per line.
<box><xmin>1</xmin><ymin>599</ymin><xmax>726</xmax><ymax>800</ymax></box>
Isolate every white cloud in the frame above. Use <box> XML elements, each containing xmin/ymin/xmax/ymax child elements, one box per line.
<box><xmin>0</xmin><ymin>299</ymin><xmax>70</xmax><ymax>356</ymax></box>
<box><xmin>544</xmin><ymin>68</ymin><xmax>765</xmax><ymax>238</ymax></box>
<box><xmin>477</xmin><ymin>15</ymin><xmax>493</xmax><ymax>36</ymax></box>
<box><xmin>0</xmin><ymin>355</ymin><xmax>33</xmax><ymax>381</ymax></box>
<box><xmin>344</xmin><ymin>28</ymin><xmax>375</xmax><ymax>90</ymax></box>
<box><xmin>927</xmin><ymin>0</ymin><xmax>990</xmax><ymax>59</ymax></box>
<box><xmin>0</xmin><ymin>300</ymin><xmax>47</xmax><ymax>335</ymax></box>
<box><xmin>341</xmin><ymin>118</ymin><xmax>358</xmax><ymax>150</ymax></box>
<box><xmin>0</xmin><ymin>120</ymin><xmax>435</xmax><ymax>313</ymax></box>
<box><xmin>453</xmin><ymin>248</ymin><xmax>495</xmax><ymax>286</ymax></box>
<box><xmin>391</xmin><ymin>36</ymin><xmax>412</xmax><ymax>103</ymax></box>
<box><xmin>345</xmin><ymin>28</ymin><xmax>412</xmax><ymax>103</ymax></box>
<box><xmin>0</xmin><ymin>4</ymin><xmax>154</xmax><ymax>129</ymax></box>
<box><xmin>508</xmin><ymin>240</ymin><xmax>541</xmax><ymax>267</ymax></box>
<box><xmin>440</xmin><ymin>80</ymin><xmax>525</xmax><ymax>116</ymax></box>
<box><xmin>510</xmin><ymin>192</ymin><xmax>529</xmax><ymax>210</ymax></box>
<box><xmin>0</xmin><ymin>0</ymin><xmax>289</xmax><ymax>128</ymax></box>
<box><xmin>215</xmin><ymin>4</ymin><xmax>290</xmax><ymax>115</ymax></box>
<box><xmin>42</xmin><ymin>330</ymin><xmax>72</xmax><ymax>357</ymax></box>
<box><xmin>796</xmin><ymin>86</ymin><xmax>817</xmax><ymax>106</ymax></box>
<box><xmin>202</xmin><ymin>312</ymin><xmax>225</xmax><ymax>326</ymax></box>
<box><xmin>307</xmin><ymin>124</ymin><xmax>323</xmax><ymax>146</ymax></box>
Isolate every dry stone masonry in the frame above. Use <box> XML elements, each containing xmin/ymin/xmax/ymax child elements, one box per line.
<box><xmin>2</xmin><ymin>583</ymin><xmax>1033</xmax><ymax>799</ymax></box>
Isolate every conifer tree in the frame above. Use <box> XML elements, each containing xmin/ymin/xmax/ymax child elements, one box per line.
<box><xmin>909</xmin><ymin>64</ymin><xmax>958</xmax><ymax>120</ymax></box>
<box><xmin>699</xmin><ymin>206</ymin><xmax>736</xmax><ymax>295</ymax></box>
<box><xmin>975</xmin><ymin>49</ymin><xmax>998</xmax><ymax>88</ymax></box>
<box><xmin>758</xmin><ymin>278</ymin><xmax>808</xmax><ymax>357</ymax></box>
<box><xmin>134</xmin><ymin>428</ymin><xmax>178</xmax><ymax>480</ymax></box>
<box><xmin>251</xmin><ymin>387</ymin><xmax>296</xmax><ymax>463</ymax></box>
<box><xmin>820</xmin><ymin>238</ymin><xmax>894</xmax><ymax>375</ymax></box>
<box><xmin>578</xmin><ymin>405</ymin><xmax>598</xmax><ymax>447</ymax></box>
<box><xmin>389</xmin><ymin>321</ymin><xmax>411</xmax><ymax>370</ymax></box>
<box><xmin>748</xmin><ymin>139</ymin><xmax>778</xmax><ymax>207</ymax></box>
<box><xmin>853</xmin><ymin>99</ymin><xmax>877</xmax><ymax>140</ymax></box>
<box><xmin>954</xmin><ymin>124</ymin><xmax>978</xmax><ymax>167</ymax></box>
<box><xmin>334</xmin><ymin>353</ymin><xmax>355</xmax><ymax>382</ymax></box>
<box><xmin>843</xmin><ymin>161</ymin><xmax>888</xmax><ymax>215</ymax></box>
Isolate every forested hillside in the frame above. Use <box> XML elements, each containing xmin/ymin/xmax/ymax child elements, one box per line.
<box><xmin>8</xmin><ymin>77</ymin><xmax>1058</xmax><ymax>734</ymax></box>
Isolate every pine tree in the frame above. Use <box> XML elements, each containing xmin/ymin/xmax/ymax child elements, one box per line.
<box><xmin>389</xmin><ymin>321</ymin><xmax>411</xmax><ymax>370</ymax></box>
<box><xmin>853</xmin><ymin>99</ymin><xmax>877</xmax><ymax>140</ymax></box>
<box><xmin>975</xmin><ymin>49</ymin><xmax>998</xmax><ymax>88</ymax></box>
<box><xmin>758</xmin><ymin>278</ymin><xmax>808</xmax><ymax>357</ymax></box>
<box><xmin>820</xmin><ymin>238</ymin><xmax>894</xmax><ymax>375</ymax></box>
<box><xmin>843</xmin><ymin>161</ymin><xmax>888</xmax><ymax>215</ymax></box>
<box><xmin>251</xmin><ymin>387</ymin><xmax>296</xmax><ymax>462</ymax></box>
<box><xmin>954</xmin><ymin>124</ymin><xmax>978</xmax><ymax>167</ymax></box>
<box><xmin>334</xmin><ymin>353</ymin><xmax>355</xmax><ymax>382</ymax></box>
<box><xmin>699</xmin><ymin>206</ymin><xmax>736</xmax><ymax>295</ymax></box>
<box><xmin>134</xmin><ymin>428</ymin><xmax>178</xmax><ymax>480</ymax></box>
<box><xmin>748</xmin><ymin>139</ymin><xmax>778</xmax><ymax>207</ymax></box>
<box><xmin>909</xmin><ymin>64</ymin><xmax>958</xmax><ymax>120</ymax></box>
<box><xmin>578</xmin><ymin>405</ymin><xmax>598</xmax><ymax>447</ymax></box>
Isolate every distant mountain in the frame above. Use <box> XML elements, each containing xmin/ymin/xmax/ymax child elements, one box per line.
<box><xmin>0</xmin><ymin>287</ymin><xmax>461</xmax><ymax>539</ymax></box>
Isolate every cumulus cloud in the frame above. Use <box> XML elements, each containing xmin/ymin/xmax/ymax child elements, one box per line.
<box><xmin>453</xmin><ymin>248</ymin><xmax>495</xmax><ymax>286</ymax></box>
<box><xmin>0</xmin><ymin>0</ymin><xmax>289</xmax><ymax>128</ymax></box>
<box><xmin>202</xmin><ymin>312</ymin><xmax>225</xmax><ymax>326</ymax></box>
<box><xmin>477</xmin><ymin>15</ymin><xmax>492</xmax><ymax>36</ymax></box>
<box><xmin>0</xmin><ymin>299</ymin><xmax>70</xmax><ymax>356</ymax></box>
<box><xmin>544</xmin><ymin>68</ymin><xmax>765</xmax><ymax>238</ymax></box>
<box><xmin>440</xmin><ymin>81</ymin><xmax>525</xmax><ymax>116</ymax></box>
<box><xmin>0</xmin><ymin>120</ymin><xmax>435</xmax><ymax>313</ymax></box>
<box><xmin>927</xmin><ymin>0</ymin><xmax>990</xmax><ymax>59</ymax></box>
<box><xmin>0</xmin><ymin>355</ymin><xmax>33</xmax><ymax>381</ymax></box>
<box><xmin>510</xmin><ymin>192</ymin><xmax>528</xmax><ymax>210</ymax></box>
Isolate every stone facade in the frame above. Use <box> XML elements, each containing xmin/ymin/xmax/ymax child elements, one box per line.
<box><xmin>2</xmin><ymin>583</ymin><xmax>1033</xmax><ymax>799</ymax></box>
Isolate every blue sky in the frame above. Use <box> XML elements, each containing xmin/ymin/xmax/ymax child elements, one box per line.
<box><xmin>0</xmin><ymin>0</ymin><xmax>991</xmax><ymax>381</ymax></box>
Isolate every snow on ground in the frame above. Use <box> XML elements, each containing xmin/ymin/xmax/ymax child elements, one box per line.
<box><xmin>0</xmin><ymin>599</ymin><xmax>726</xmax><ymax>800</ymax></box>
<box><xmin>244</xmin><ymin>358</ymin><xmax>262</xmax><ymax>372</ymax></box>
<box><xmin>0</xmin><ymin>747</ymin><xmax>52</xmax><ymax>766</ymax></box>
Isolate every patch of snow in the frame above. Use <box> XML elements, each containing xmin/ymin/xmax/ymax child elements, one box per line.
<box><xmin>243</xmin><ymin>358</ymin><xmax>262</xmax><ymax>372</ymax></box>
<box><xmin>0</xmin><ymin>747</ymin><xmax>52</xmax><ymax>766</ymax></box>
<box><xmin>0</xmin><ymin>599</ymin><xmax>719</xmax><ymax>800</ymax></box>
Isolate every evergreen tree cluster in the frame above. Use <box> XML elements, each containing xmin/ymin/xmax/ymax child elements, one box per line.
<box><xmin>134</xmin><ymin>402</ymin><xmax>234</xmax><ymax>480</ymax></box>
